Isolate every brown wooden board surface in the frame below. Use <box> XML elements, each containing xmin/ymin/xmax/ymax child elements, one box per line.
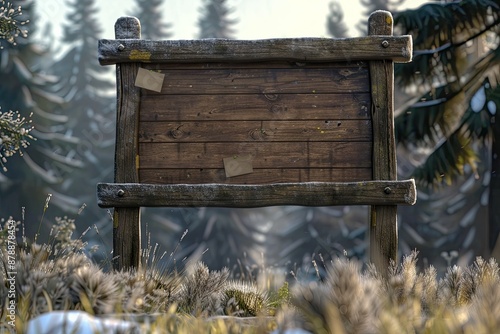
<box><xmin>137</xmin><ymin>62</ymin><xmax>372</xmax><ymax>184</ymax></box>
<box><xmin>140</xmin><ymin>93</ymin><xmax>370</xmax><ymax>121</ymax></box>
<box><xmin>139</xmin><ymin>168</ymin><xmax>373</xmax><ymax>184</ymax></box>
<box><xmin>139</xmin><ymin>120</ymin><xmax>372</xmax><ymax>143</ymax></box>
<box><xmin>142</xmin><ymin>61</ymin><xmax>367</xmax><ymax>70</ymax></box>
<box><xmin>140</xmin><ymin>67</ymin><xmax>369</xmax><ymax>95</ymax></box>
<box><xmin>139</xmin><ymin>142</ymin><xmax>371</xmax><ymax>169</ymax></box>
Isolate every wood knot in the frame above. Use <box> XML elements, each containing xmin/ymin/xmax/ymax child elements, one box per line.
<box><xmin>169</xmin><ymin>126</ymin><xmax>186</xmax><ymax>139</ymax></box>
<box><xmin>263</xmin><ymin>89</ymin><xmax>279</xmax><ymax>101</ymax></box>
<box><xmin>249</xmin><ymin>128</ymin><xmax>268</xmax><ymax>140</ymax></box>
<box><xmin>270</xmin><ymin>104</ymin><xmax>287</xmax><ymax>114</ymax></box>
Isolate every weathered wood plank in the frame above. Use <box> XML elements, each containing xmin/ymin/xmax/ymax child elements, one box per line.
<box><xmin>97</xmin><ymin>180</ymin><xmax>416</xmax><ymax>208</ymax></box>
<box><xmin>112</xmin><ymin>17</ymin><xmax>142</xmax><ymax>270</ymax></box>
<box><xmin>140</xmin><ymin>93</ymin><xmax>371</xmax><ymax>121</ymax></box>
<box><xmin>143</xmin><ymin>61</ymin><xmax>368</xmax><ymax>70</ymax></box>
<box><xmin>368</xmin><ymin>11</ymin><xmax>400</xmax><ymax>274</ymax></box>
<box><xmin>140</xmin><ymin>67</ymin><xmax>369</xmax><ymax>95</ymax></box>
<box><xmin>138</xmin><ymin>142</ymin><xmax>372</xmax><ymax>169</ymax></box>
<box><xmin>139</xmin><ymin>167</ymin><xmax>373</xmax><ymax>184</ymax></box>
<box><xmin>139</xmin><ymin>120</ymin><xmax>372</xmax><ymax>143</ymax></box>
<box><xmin>98</xmin><ymin>36</ymin><xmax>412</xmax><ymax>65</ymax></box>
<box><xmin>99</xmin><ymin>180</ymin><xmax>416</xmax><ymax>208</ymax></box>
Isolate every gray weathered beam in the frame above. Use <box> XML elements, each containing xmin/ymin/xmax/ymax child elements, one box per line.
<box><xmin>98</xmin><ymin>36</ymin><xmax>413</xmax><ymax>66</ymax></box>
<box><xmin>97</xmin><ymin>179</ymin><xmax>417</xmax><ymax>208</ymax></box>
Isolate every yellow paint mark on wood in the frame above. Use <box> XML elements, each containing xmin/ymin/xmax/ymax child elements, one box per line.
<box><xmin>385</xmin><ymin>16</ymin><xmax>392</xmax><ymax>25</ymax></box>
<box><xmin>130</xmin><ymin>49</ymin><xmax>151</xmax><ymax>61</ymax></box>
<box><xmin>113</xmin><ymin>211</ymin><xmax>119</xmax><ymax>228</ymax></box>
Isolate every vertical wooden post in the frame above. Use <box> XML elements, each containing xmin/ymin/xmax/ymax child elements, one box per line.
<box><xmin>368</xmin><ymin>10</ymin><xmax>398</xmax><ymax>274</ymax></box>
<box><xmin>113</xmin><ymin>17</ymin><xmax>141</xmax><ymax>270</ymax></box>
<box><xmin>490</xmin><ymin>110</ymin><xmax>500</xmax><ymax>258</ymax></box>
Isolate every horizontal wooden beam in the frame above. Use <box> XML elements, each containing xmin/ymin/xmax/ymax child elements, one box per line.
<box><xmin>97</xmin><ymin>179</ymin><xmax>416</xmax><ymax>208</ymax></box>
<box><xmin>98</xmin><ymin>36</ymin><xmax>413</xmax><ymax>66</ymax></box>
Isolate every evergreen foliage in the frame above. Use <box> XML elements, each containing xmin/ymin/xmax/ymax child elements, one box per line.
<box><xmin>394</xmin><ymin>0</ymin><xmax>499</xmax><ymax>186</ymax></box>
<box><xmin>326</xmin><ymin>1</ymin><xmax>349</xmax><ymax>38</ymax></box>
<box><xmin>197</xmin><ymin>0</ymin><xmax>236</xmax><ymax>39</ymax></box>
<box><xmin>129</xmin><ymin>0</ymin><xmax>172</xmax><ymax>40</ymax></box>
<box><xmin>52</xmin><ymin>0</ymin><xmax>116</xmax><ymax>239</ymax></box>
<box><xmin>0</xmin><ymin>0</ymin><xmax>80</xmax><ymax>229</ymax></box>
<box><xmin>0</xmin><ymin>0</ymin><xmax>32</xmax><ymax>171</ymax></box>
<box><xmin>0</xmin><ymin>0</ymin><xmax>28</xmax><ymax>48</ymax></box>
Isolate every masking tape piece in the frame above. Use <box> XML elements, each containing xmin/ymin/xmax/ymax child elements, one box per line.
<box><xmin>135</xmin><ymin>67</ymin><xmax>164</xmax><ymax>92</ymax></box>
<box><xmin>223</xmin><ymin>154</ymin><xmax>253</xmax><ymax>178</ymax></box>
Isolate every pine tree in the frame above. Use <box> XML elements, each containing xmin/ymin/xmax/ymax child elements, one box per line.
<box><xmin>326</xmin><ymin>1</ymin><xmax>349</xmax><ymax>38</ymax></box>
<box><xmin>0</xmin><ymin>0</ymin><xmax>81</xmax><ymax>234</ymax></box>
<box><xmin>394</xmin><ymin>0</ymin><xmax>499</xmax><ymax>186</ymax></box>
<box><xmin>129</xmin><ymin>0</ymin><xmax>172</xmax><ymax>40</ymax></box>
<box><xmin>356</xmin><ymin>0</ymin><xmax>404</xmax><ymax>35</ymax></box>
<box><xmin>394</xmin><ymin>0</ymin><xmax>499</xmax><ymax>257</ymax></box>
<box><xmin>197</xmin><ymin>0</ymin><xmax>236</xmax><ymax>39</ymax></box>
<box><xmin>52</xmin><ymin>0</ymin><xmax>116</xmax><ymax>241</ymax></box>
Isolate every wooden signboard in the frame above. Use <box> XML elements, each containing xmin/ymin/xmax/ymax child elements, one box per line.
<box><xmin>97</xmin><ymin>11</ymin><xmax>416</xmax><ymax>272</ymax></box>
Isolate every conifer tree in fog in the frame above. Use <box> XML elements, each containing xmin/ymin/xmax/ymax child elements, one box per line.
<box><xmin>0</xmin><ymin>0</ymin><xmax>81</xmax><ymax>231</ymax></box>
<box><xmin>129</xmin><ymin>0</ymin><xmax>172</xmax><ymax>39</ymax></box>
<box><xmin>52</xmin><ymin>0</ymin><xmax>116</xmax><ymax>238</ymax></box>
<box><xmin>356</xmin><ymin>0</ymin><xmax>404</xmax><ymax>35</ymax></box>
<box><xmin>197</xmin><ymin>0</ymin><xmax>236</xmax><ymax>39</ymax></box>
<box><xmin>326</xmin><ymin>1</ymin><xmax>349</xmax><ymax>38</ymax></box>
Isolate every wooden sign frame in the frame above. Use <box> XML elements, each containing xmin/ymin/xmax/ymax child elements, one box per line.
<box><xmin>97</xmin><ymin>11</ymin><xmax>416</xmax><ymax>272</ymax></box>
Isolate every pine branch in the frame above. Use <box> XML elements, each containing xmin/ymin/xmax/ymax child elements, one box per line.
<box><xmin>412</xmin><ymin>17</ymin><xmax>500</xmax><ymax>57</ymax></box>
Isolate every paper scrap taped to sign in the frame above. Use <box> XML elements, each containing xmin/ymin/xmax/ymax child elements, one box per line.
<box><xmin>223</xmin><ymin>155</ymin><xmax>253</xmax><ymax>178</ymax></box>
<box><xmin>135</xmin><ymin>67</ymin><xmax>165</xmax><ymax>92</ymax></box>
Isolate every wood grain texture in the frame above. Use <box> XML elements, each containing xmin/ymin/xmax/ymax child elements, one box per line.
<box><xmin>98</xmin><ymin>36</ymin><xmax>412</xmax><ymax>65</ymax></box>
<box><xmin>368</xmin><ymin>10</ymin><xmax>400</xmax><ymax>274</ymax></box>
<box><xmin>142</xmin><ymin>61</ymin><xmax>367</xmax><ymax>70</ymax></box>
<box><xmin>140</xmin><ymin>93</ymin><xmax>371</xmax><ymax>121</ymax></box>
<box><xmin>140</xmin><ymin>67</ymin><xmax>370</xmax><ymax>95</ymax></box>
<box><xmin>112</xmin><ymin>17</ymin><xmax>141</xmax><ymax>270</ymax></box>
<box><xmin>139</xmin><ymin>120</ymin><xmax>372</xmax><ymax>143</ymax></box>
<box><xmin>138</xmin><ymin>168</ymin><xmax>373</xmax><ymax>184</ymax></box>
<box><xmin>138</xmin><ymin>142</ymin><xmax>372</xmax><ymax>169</ymax></box>
<box><xmin>97</xmin><ymin>179</ymin><xmax>417</xmax><ymax>208</ymax></box>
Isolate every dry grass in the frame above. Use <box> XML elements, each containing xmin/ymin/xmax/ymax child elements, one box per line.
<box><xmin>1</xmin><ymin>215</ymin><xmax>500</xmax><ymax>333</ymax></box>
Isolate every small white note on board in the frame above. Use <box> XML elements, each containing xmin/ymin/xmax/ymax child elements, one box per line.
<box><xmin>135</xmin><ymin>67</ymin><xmax>165</xmax><ymax>92</ymax></box>
<box><xmin>223</xmin><ymin>155</ymin><xmax>253</xmax><ymax>178</ymax></box>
